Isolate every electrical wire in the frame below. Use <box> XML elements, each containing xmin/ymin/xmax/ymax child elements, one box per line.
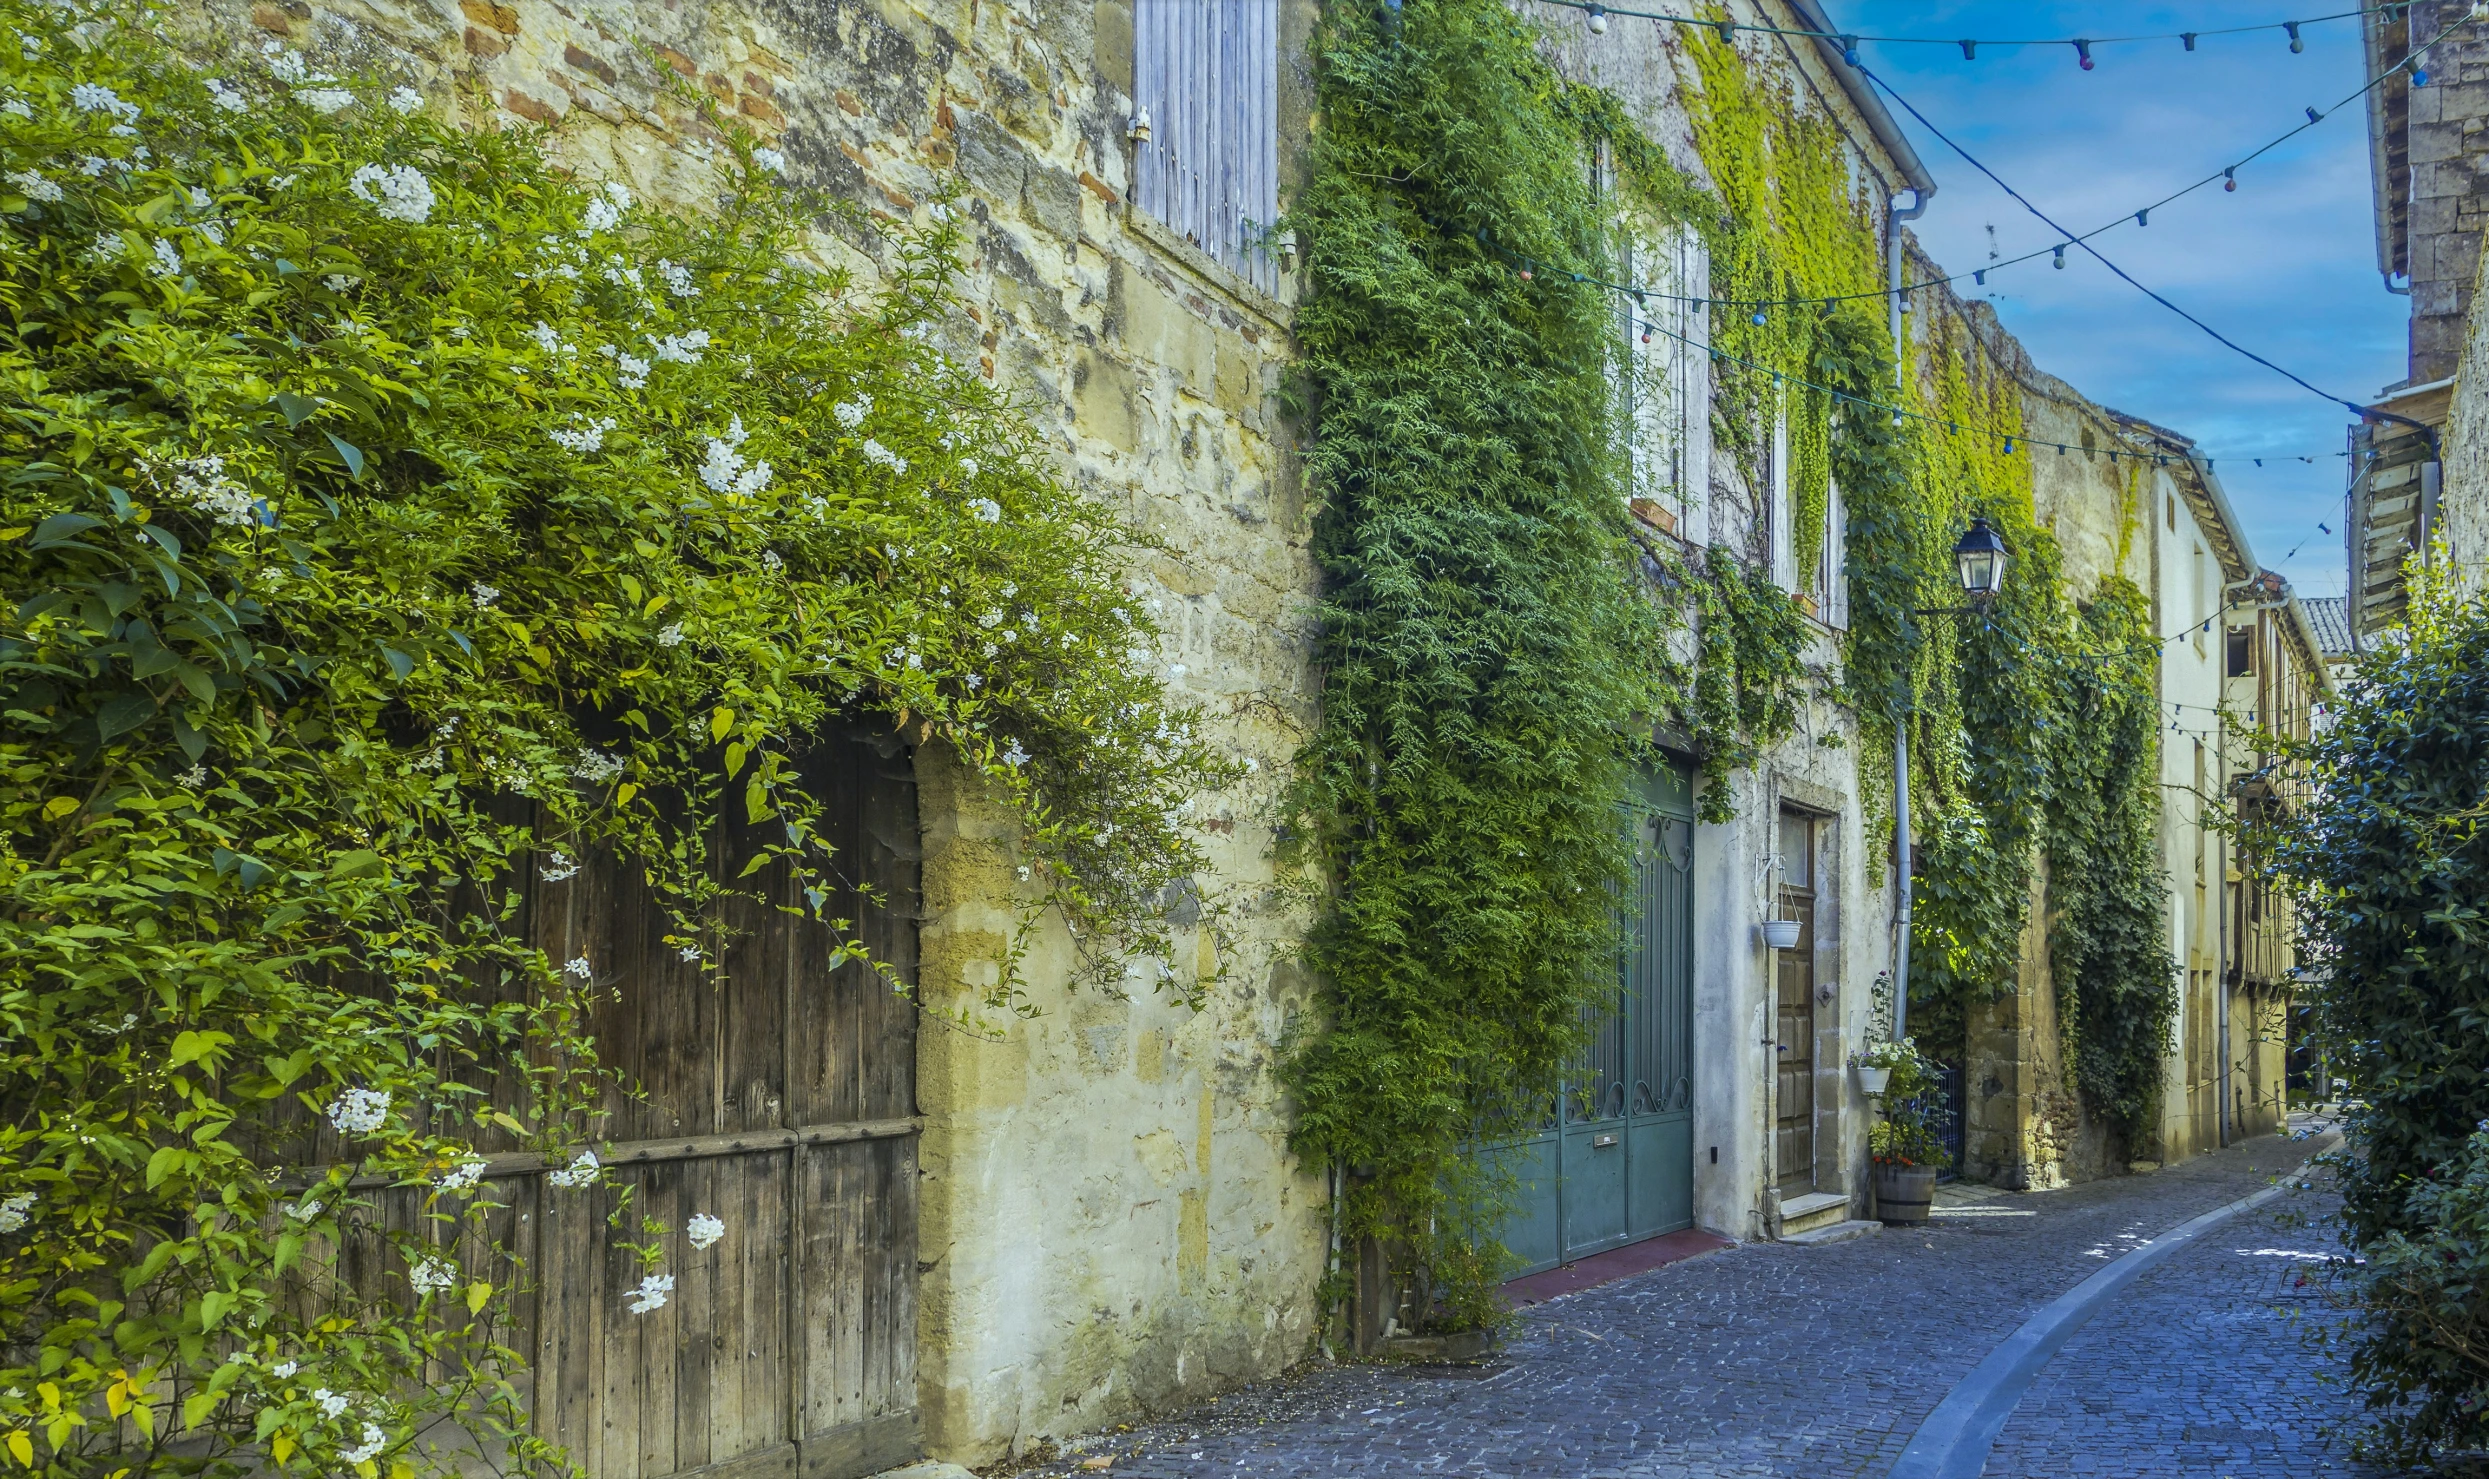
<box><xmin>1536</xmin><ymin>0</ymin><xmax>2398</xmax><ymax>57</ymax></box>
<box><xmin>1859</xmin><ymin>62</ymin><xmax>2407</xmax><ymax>419</ymax></box>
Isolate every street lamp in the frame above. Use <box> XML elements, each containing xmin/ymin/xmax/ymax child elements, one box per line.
<box><xmin>1894</xmin><ymin>517</ymin><xmax>2013</xmax><ymax>1045</ymax></box>
<box><xmin>1954</xmin><ymin>516</ymin><xmax>2008</xmax><ymax>603</ymax></box>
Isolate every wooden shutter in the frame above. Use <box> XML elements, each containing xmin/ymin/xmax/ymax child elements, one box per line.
<box><xmin>1132</xmin><ymin>0</ymin><xmax>1280</xmax><ymax>296</ymax></box>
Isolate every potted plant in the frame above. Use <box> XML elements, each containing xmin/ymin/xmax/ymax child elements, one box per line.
<box><xmin>1865</xmin><ymin>1038</ymin><xmax>1948</xmax><ymax>1225</ymax></box>
<box><xmin>1849</xmin><ymin>1037</ymin><xmax>1913</xmax><ymax>1097</ymax></box>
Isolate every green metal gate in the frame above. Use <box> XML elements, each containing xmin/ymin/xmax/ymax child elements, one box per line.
<box><xmin>1494</xmin><ymin>762</ymin><xmax>1697</xmax><ymax>1276</ymax></box>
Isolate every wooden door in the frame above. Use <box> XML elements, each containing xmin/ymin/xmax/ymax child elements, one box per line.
<box><xmin>1774</xmin><ymin>811</ymin><xmax>1816</xmax><ymax>1197</ymax></box>
<box><xmin>525</xmin><ymin>721</ymin><xmax>921</xmax><ymax>1479</ymax></box>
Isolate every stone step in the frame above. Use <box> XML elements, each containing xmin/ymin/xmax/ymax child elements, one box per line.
<box><xmin>1777</xmin><ymin>1191</ymin><xmax>1851</xmax><ymax>1237</ymax></box>
<box><xmin>1781</xmin><ymin>1218</ymin><xmax>1885</xmax><ymax>1247</ymax></box>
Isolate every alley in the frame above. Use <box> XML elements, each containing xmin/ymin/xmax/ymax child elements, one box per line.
<box><xmin>1020</xmin><ymin>1136</ymin><xmax>2369</xmax><ymax>1479</ymax></box>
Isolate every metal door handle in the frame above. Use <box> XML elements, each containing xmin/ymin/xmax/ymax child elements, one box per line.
<box><xmin>1593</xmin><ymin>1134</ymin><xmax>1619</xmax><ymax>1148</ymax></box>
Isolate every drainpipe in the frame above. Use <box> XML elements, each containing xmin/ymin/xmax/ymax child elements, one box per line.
<box><xmin>1888</xmin><ymin>187</ymin><xmax>1929</xmax><ymax>1042</ymax></box>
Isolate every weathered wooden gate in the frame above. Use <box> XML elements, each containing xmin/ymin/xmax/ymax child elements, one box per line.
<box><xmin>505</xmin><ymin>722</ymin><xmax>920</xmax><ymax>1479</ymax></box>
<box><xmin>1493</xmin><ymin>761</ymin><xmax>1697</xmax><ymax>1276</ymax></box>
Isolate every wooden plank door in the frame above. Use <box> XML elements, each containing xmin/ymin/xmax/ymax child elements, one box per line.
<box><xmin>1774</xmin><ymin>811</ymin><xmax>1816</xmax><ymax>1196</ymax></box>
<box><xmin>526</xmin><ymin>720</ymin><xmax>921</xmax><ymax>1479</ymax></box>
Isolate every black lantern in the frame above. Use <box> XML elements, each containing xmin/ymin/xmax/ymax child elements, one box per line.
<box><xmin>1954</xmin><ymin>516</ymin><xmax>2008</xmax><ymax>602</ymax></box>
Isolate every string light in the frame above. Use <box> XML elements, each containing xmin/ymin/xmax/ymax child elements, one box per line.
<box><xmin>1532</xmin><ymin>0</ymin><xmax>2406</xmax><ymax>59</ymax></box>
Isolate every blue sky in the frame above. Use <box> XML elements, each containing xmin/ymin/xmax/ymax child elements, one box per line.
<box><xmin>1835</xmin><ymin>0</ymin><xmax>2407</xmax><ymax>599</ymax></box>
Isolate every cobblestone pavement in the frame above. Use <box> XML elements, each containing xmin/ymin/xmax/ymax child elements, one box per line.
<box><xmin>1018</xmin><ymin>1134</ymin><xmax>2380</xmax><ymax>1479</ymax></box>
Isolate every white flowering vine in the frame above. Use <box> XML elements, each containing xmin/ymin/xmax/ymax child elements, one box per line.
<box><xmin>327</xmin><ymin>1087</ymin><xmax>391</xmax><ymax>1135</ymax></box>
<box><xmin>348</xmin><ymin>163</ymin><xmax>435</xmax><ymax>224</ymax></box>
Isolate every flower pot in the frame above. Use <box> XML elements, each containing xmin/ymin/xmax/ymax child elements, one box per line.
<box><xmin>1760</xmin><ymin>919</ymin><xmax>1802</xmax><ymax>950</ymax></box>
<box><xmin>1873</xmin><ymin>1162</ymin><xmax>1937</xmax><ymax>1226</ymax></box>
<box><xmin>1856</xmin><ymin>1065</ymin><xmax>1892</xmax><ymax>1096</ymax></box>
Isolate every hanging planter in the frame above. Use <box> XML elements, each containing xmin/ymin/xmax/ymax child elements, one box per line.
<box><xmin>1760</xmin><ymin>918</ymin><xmax>1802</xmax><ymax>949</ymax></box>
<box><xmin>1856</xmin><ymin>1064</ymin><xmax>1892</xmax><ymax>1096</ymax></box>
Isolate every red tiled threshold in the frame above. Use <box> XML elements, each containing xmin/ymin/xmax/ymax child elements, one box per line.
<box><xmin>1502</xmin><ymin>1228</ymin><xmax>1735</xmax><ymax>1307</ymax></box>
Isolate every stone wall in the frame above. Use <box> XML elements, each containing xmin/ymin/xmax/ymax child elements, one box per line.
<box><xmin>199</xmin><ymin>0</ymin><xmax>1336</xmax><ymax>1464</ymax></box>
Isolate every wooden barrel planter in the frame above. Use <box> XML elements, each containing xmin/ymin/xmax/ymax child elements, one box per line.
<box><xmin>1872</xmin><ymin>1162</ymin><xmax>1937</xmax><ymax>1225</ymax></box>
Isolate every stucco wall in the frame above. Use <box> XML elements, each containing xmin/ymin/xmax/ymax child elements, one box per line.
<box><xmin>201</xmin><ymin>0</ymin><xmax>1335</xmax><ymax>1464</ymax></box>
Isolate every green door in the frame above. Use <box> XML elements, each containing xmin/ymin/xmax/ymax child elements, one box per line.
<box><xmin>1494</xmin><ymin>761</ymin><xmax>1698</xmax><ymax>1276</ymax></box>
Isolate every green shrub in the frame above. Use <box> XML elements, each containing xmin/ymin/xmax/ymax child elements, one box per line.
<box><xmin>0</xmin><ymin>7</ymin><xmax>1214</xmax><ymax>1475</ymax></box>
<box><xmin>2265</xmin><ymin>574</ymin><xmax>2489</xmax><ymax>1460</ymax></box>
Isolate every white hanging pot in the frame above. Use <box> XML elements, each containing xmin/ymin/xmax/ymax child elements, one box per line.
<box><xmin>1760</xmin><ymin>919</ymin><xmax>1802</xmax><ymax>950</ymax></box>
<box><xmin>1856</xmin><ymin>1065</ymin><xmax>1892</xmax><ymax>1096</ymax></box>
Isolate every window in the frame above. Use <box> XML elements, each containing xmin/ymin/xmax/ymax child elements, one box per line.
<box><xmin>1131</xmin><ymin>0</ymin><xmax>1280</xmax><ymax>295</ymax></box>
<box><xmin>1621</xmin><ymin>223</ymin><xmax>1708</xmax><ymax>524</ymax></box>
<box><xmin>1817</xmin><ymin>476</ymin><xmax>1849</xmax><ymax>628</ymax></box>
<box><xmin>1768</xmin><ymin>400</ymin><xmax>1795</xmax><ymax>591</ymax></box>
<box><xmin>2225</xmin><ymin>627</ymin><xmax>2253</xmax><ymax>677</ymax></box>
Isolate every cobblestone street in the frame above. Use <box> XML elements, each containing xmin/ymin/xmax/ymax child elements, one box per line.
<box><xmin>1021</xmin><ymin>1135</ymin><xmax>2375</xmax><ymax>1479</ymax></box>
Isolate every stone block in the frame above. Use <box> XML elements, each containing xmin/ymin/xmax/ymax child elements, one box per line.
<box><xmin>1093</xmin><ymin>0</ymin><xmax>1134</xmax><ymax>94</ymax></box>
<box><xmin>1119</xmin><ymin>265</ymin><xmax>1217</xmax><ymax>399</ymax></box>
<box><xmin>953</xmin><ymin>109</ymin><xmax>1028</xmax><ymax>204</ymax></box>
<box><xmin>1026</xmin><ymin>164</ymin><xmax>1083</xmax><ymax>243</ymax></box>
<box><xmin>1072</xmin><ymin>349</ymin><xmax>1141</xmax><ymax>451</ymax></box>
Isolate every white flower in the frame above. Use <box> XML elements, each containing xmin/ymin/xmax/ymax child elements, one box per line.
<box><xmin>959</xmin><ymin>457</ymin><xmax>979</xmax><ymax>481</ymax></box>
<box><xmin>599</xmin><ymin>259</ymin><xmax>642</xmax><ymax>291</ymax></box>
<box><xmin>541</xmin><ymin>849</ymin><xmax>579</xmax><ymax>882</ymax></box>
<box><xmin>148</xmin><ymin>238</ymin><xmax>182</xmax><ymax>278</ymax></box>
<box><xmin>76</xmin><ymin>157</ymin><xmax>108</xmax><ymax>179</ymax></box>
<box><xmin>387</xmin><ymin>86</ymin><xmax>422</xmax><ymax>114</ymax></box>
<box><xmin>158</xmin><ymin>453</ymin><xmax>255</xmax><ymax>526</ymax></box>
<box><xmin>294</xmin><ymin>86</ymin><xmax>354</xmax><ymax>114</ymax></box>
<box><xmin>71</xmin><ymin>82</ymin><xmax>139</xmax><ymax>122</ymax></box>
<box><xmin>1002</xmin><ymin>739</ymin><xmax>1029</xmax><ymax>767</ymax></box>
<box><xmin>761</xmin><ymin>550</ymin><xmax>783</xmax><ymax>571</ymax></box>
<box><xmin>624</xmin><ymin>1273</ymin><xmax>674</xmax><ymax>1314</ymax></box>
<box><xmin>5</xmin><ymin>169</ymin><xmax>59</xmax><ymax>203</ymax></box>
<box><xmin>968</xmin><ymin>498</ymin><xmax>1002</xmax><ymax>523</ymax></box>
<box><xmin>697</xmin><ymin>425</ymin><xmax>774</xmax><ymax>497</ymax></box>
<box><xmin>324</xmin><ymin>273</ymin><xmax>360</xmax><ymax>292</ymax></box>
<box><xmin>342</xmin><ymin>1423</ymin><xmax>386</xmax><ymax>1465</ymax></box>
<box><xmin>436</xmin><ymin>1158</ymin><xmax>487</xmax><ymax>1193</ymax></box>
<box><xmin>656</xmin><ymin>623</ymin><xmax>684</xmax><ymax>648</ymax></box>
<box><xmin>548</xmin><ymin>416</ymin><xmax>615</xmax><ymax>453</ymax></box>
<box><xmin>832</xmin><ymin>395</ymin><xmax>871</xmax><ymax>429</ymax></box>
<box><xmin>470</xmin><ymin>581</ymin><xmax>499</xmax><ymax>609</ymax></box>
<box><xmin>175</xmin><ymin>764</ymin><xmax>206</xmax><ymax>787</ymax></box>
<box><xmin>678</xmin><ymin>945</ymin><xmax>700</xmax><ymax>962</ymax></box>
<box><xmin>686</xmin><ymin>1213</ymin><xmax>725</xmax><ymax>1250</ymax></box>
<box><xmin>547</xmin><ymin>1150</ymin><xmax>599</xmax><ymax>1188</ymax></box>
<box><xmin>0</xmin><ymin>1193</ymin><xmax>34</xmax><ymax>1233</ymax></box>
<box><xmin>328</xmin><ymin>1087</ymin><xmax>391</xmax><ymax>1135</ymax></box>
<box><xmin>271</xmin><ymin>1360</ymin><xmax>298</xmax><ymax>1379</ymax></box>
<box><xmin>615</xmin><ymin>353</ymin><xmax>650</xmax><ymax>389</ymax></box>
<box><xmin>263</xmin><ymin>44</ymin><xmax>307</xmax><ymax>85</ymax></box>
<box><xmin>562</xmin><ymin>956</ymin><xmax>593</xmax><ymax>980</ymax></box>
<box><xmin>861</xmin><ymin>439</ymin><xmax>908</xmax><ymax>475</ymax></box>
<box><xmin>527</xmin><ymin>321</ymin><xmax>565</xmax><ymax>355</ymax></box>
<box><xmin>0</xmin><ymin>99</ymin><xmax>27</xmax><ymax>119</ymax></box>
<box><xmin>347</xmin><ymin>163</ymin><xmax>434</xmax><ymax>224</ymax></box>
<box><xmin>655</xmin><ymin>258</ymin><xmax>696</xmax><ymax>297</ymax></box>
<box><xmin>409</xmin><ymin>1256</ymin><xmax>455</xmax><ymax>1293</ymax></box>
<box><xmin>1168</xmin><ymin>663</ymin><xmax>1188</xmax><ymax>679</ymax></box>
<box><xmin>650</xmin><ymin>329</ymin><xmax>709</xmax><ymax>364</ymax></box>
<box><xmin>581</xmin><ymin>181</ymin><xmax>630</xmax><ymax>232</ymax></box>
<box><xmin>199</xmin><ymin>77</ymin><xmax>247</xmax><ymax>113</ymax></box>
<box><xmin>964</xmin><ymin>673</ymin><xmax>982</xmax><ymax>691</ymax></box>
<box><xmin>751</xmin><ymin>146</ymin><xmax>786</xmax><ymax>174</ymax></box>
<box><xmin>574</xmin><ymin>748</ymin><xmax>624</xmax><ymax>784</ymax></box>
<box><xmin>312</xmin><ymin>1388</ymin><xmax>348</xmax><ymax>1419</ymax></box>
<box><xmin>282</xmin><ymin>1198</ymin><xmax>322</xmax><ymax>1221</ymax></box>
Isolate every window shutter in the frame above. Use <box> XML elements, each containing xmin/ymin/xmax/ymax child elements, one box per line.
<box><xmin>1132</xmin><ymin>0</ymin><xmax>1280</xmax><ymax>296</ymax></box>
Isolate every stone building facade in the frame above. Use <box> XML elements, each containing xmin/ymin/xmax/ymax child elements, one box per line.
<box><xmin>190</xmin><ymin>0</ymin><xmax>2297</xmax><ymax>1469</ymax></box>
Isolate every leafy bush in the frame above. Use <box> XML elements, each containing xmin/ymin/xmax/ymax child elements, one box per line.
<box><xmin>2333</xmin><ymin>1123</ymin><xmax>2489</xmax><ymax>1462</ymax></box>
<box><xmin>1859</xmin><ymin>1038</ymin><xmax>1948</xmax><ymax>1168</ymax></box>
<box><xmin>2265</xmin><ymin>574</ymin><xmax>2489</xmax><ymax>1460</ymax></box>
<box><xmin>0</xmin><ymin>8</ymin><xmax>1214</xmax><ymax>1476</ymax></box>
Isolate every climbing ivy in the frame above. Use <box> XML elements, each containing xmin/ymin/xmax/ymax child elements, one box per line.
<box><xmin>1682</xmin><ymin>32</ymin><xmax>2175</xmax><ymax>1147</ymax></box>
